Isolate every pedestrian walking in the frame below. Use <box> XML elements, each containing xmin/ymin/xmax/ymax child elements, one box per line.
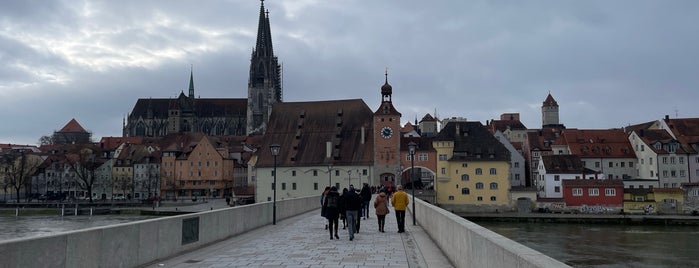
<box><xmin>321</xmin><ymin>186</ymin><xmax>330</xmax><ymax>230</ymax></box>
<box><xmin>339</xmin><ymin>188</ymin><xmax>348</xmax><ymax>229</ymax></box>
<box><xmin>323</xmin><ymin>186</ymin><xmax>341</xmax><ymax>240</ymax></box>
<box><xmin>391</xmin><ymin>185</ymin><xmax>409</xmax><ymax>233</ymax></box>
<box><xmin>374</xmin><ymin>191</ymin><xmax>389</xmax><ymax>232</ymax></box>
<box><xmin>343</xmin><ymin>185</ymin><xmax>362</xmax><ymax>241</ymax></box>
<box><xmin>360</xmin><ymin>183</ymin><xmax>372</xmax><ymax>219</ymax></box>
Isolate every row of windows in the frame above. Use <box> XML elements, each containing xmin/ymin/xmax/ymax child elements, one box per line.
<box><xmin>448</xmin><ymin>195</ymin><xmax>497</xmax><ymax>201</ymax></box>
<box><xmin>661</xmin><ymin>156</ymin><xmax>685</xmax><ymax>165</ymax></box>
<box><xmin>443</xmin><ymin>167</ymin><xmax>498</xmax><ymax>175</ymax></box>
<box><xmin>272</xmin><ymin>169</ymin><xmax>368</xmax><ymax>177</ymax></box>
<box><xmin>459</xmin><ymin>185</ymin><xmax>499</xmax><ymax>194</ymax></box>
<box><xmin>406</xmin><ymin>154</ymin><xmax>429</xmax><ymax>161</ymax></box>
<box><xmin>661</xmin><ymin>170</ymin><xmax>686</xmax><ymax>178</ymax></box>
<box><xmin>164</xmin><ymin>161</ymin><xmax>220</xmax><ymax>167</ymax></box>
<box><xmin>271</xmin><ymin>182</ymin><xmax>307</xmax><ymax>191</ymax></box>
<box><xmin>587</xmin><ymin>161</ymin><xmax>635</xmax><ymax>168</ymax></box>
<box><xmin>571</xmin><ymin>188</ymin><xmax>616</xmax><ymax>196</ymax></box>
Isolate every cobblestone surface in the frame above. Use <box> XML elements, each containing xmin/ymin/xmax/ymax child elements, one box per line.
<box><xmin>145</xmin><ymin>197</ymin><xmax>453</xmax><ymax>268</ymax></box>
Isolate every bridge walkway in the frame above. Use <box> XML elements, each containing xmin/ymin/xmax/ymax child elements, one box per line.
<box><xmin>146</xmin><ymin>200</ymin><xmax>453</xmax><ymax>268</ymax></box>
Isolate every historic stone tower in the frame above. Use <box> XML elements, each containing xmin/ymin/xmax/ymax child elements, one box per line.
<box><xmin>246</xmin><ymin>0</ymin><xmax>282</xmax><ymax>135</ymax></box>
<box><xmin>541</xmin><ymin>92</ymin><xmax>560</xmax><ymax>128</ymax></box>
<box><xmin>373</xmin><ymin>72</ymin><xmax>402</xmax><ymax>186</ymax></box>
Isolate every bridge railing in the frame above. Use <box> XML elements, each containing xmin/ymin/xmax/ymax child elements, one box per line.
<box><xmin>410</xmin><ymin>195</ymin><xmax>570</xmax><ymax>268</ymax></box>
<box><xmin>0</xmin><ymin>196</ymin><xmax>319</xmax><ymax>268</ymax></box>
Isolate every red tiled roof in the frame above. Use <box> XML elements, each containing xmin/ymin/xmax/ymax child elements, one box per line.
<box><xmin>59</xmin><ymin>118</ymin><xmax>87</xmax><ymax>133</ymax></box>
<box><xmin>563</xmin><ymin>129</ymin><xmax>635</xmax><ymax>158</ymax></box>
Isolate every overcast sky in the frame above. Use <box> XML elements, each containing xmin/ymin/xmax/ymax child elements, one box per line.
<box><xmin>2</xmin><ymin>0</ymin><xmax>698</xmax><ymax>145</ymax></box>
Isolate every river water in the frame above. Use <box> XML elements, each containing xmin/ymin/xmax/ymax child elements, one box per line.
<box><xmin>475</xmin><ymin>221</ymin><xmax>699</xmax><ymax>268</ymax></box>
<box><xmin>0</xmin><ymin>215</ymin><xmax>158</xmax><ymax>241</ymax></box>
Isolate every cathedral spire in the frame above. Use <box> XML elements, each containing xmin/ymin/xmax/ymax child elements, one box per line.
<box><xmin>188</xmin><ymin>65</ymin><xmax>194</xmax><ymax>99</ymax></box>
<box><xmin>254</xmin><ymin>0</ymin><xmax>273</xmax><ymax>58</ymax></box>
<box><xmin>247</xmin><ymin>0</ymin><xmax>282</xmax><ymax>135</ymax></box>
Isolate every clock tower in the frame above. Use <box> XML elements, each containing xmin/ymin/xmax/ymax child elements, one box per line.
<box><xmin>373</xmin><ymin>71</ymin><xmax>402</xmax><ymax>187</ymax></box>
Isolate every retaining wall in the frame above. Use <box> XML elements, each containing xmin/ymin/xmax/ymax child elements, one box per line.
<box><xmin>0</xmin><ymin>196</ymin><xmax>319</xmax><ymax>268</ymax></box>
<box><xmin>411</xmin><ymin>196</ymin><xmax>570</xmax><ymax>268</ymax></box>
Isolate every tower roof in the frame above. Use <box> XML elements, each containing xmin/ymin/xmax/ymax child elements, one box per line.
<box><xmin>254</xmin><ymin>0</ymin><xmax>274</xmax><ymax>58</ymax></box>
<box><xmin>381</xmin><ymin>72</ymin><xmax>392</xmax><ymax>96</ymax></box>
<box><xmin>543</xmin><ymin>93</ymin><xmax>558</xmax><ymax>107</ymax></box>
<box><xmin>59</xmin><ymin>118</ymin><xmax>88</xmax><ymax>133</ymax></box>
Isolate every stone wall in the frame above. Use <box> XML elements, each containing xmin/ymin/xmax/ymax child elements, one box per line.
<box><xmin>411</xmin><ymin>194</ymin><xmax>570</xmax><ymax>268</ymax></box>
<box><xmin>0</xmin><ymin>196</ymin><xmax>319</xmax><ymax>268</ymax></box>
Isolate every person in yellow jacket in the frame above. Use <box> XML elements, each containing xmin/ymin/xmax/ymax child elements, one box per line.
<box><xmin>390</xmin><ymin>185</ymin><xmax>409</xmax><ymax>233</ymax></box>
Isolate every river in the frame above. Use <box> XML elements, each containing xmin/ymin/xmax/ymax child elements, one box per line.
<box><xmin>475</xmin><ymin>221</ymin><xmax>699</xmax><ymax>268</ymax></box>
<box><xmin>0</xmin><ymin>215</ymin><xmax>158</xmax><ymax>241</ymax></box>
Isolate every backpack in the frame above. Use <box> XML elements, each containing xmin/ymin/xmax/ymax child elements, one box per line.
<box><xmin>327</xmin><ymin>195</ymin><xmax>339</xmax><ymax>208</ymax></box>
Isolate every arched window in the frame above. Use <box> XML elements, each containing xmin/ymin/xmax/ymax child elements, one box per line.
<box><xmin>461</xmin><ymin>174</ymin><xmax>469</xmax><ymax>181</ymax></box>
<box><xmin>490</xmin><ymin>182</ymin><xmax>498</xmax><ymax>189</ymax></box>
<box><xmin>489</xmin><ymin>168</ymin><xmax>497</xmax><ymax>175</ymax></box>
<box><xmin>476</xmin><ymin>182</ymin><xmax>484</xmax><ymax>189</ymax></box>
<box><xmin>475</xmin><ymin>168</ymin><xmax>483</xmax><ymax>175</ymax></box>
<box><xmin>461</xmin><ymin>188</ymin><xmax>470</xmax><ymax>195</ymax></box>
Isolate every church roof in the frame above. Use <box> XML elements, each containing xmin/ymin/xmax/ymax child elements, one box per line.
<box><xmin>129</xmin><ymin>98</ymin><xmax>247</xmax><ymax>119</ymax></box>
<box><xmin>59</xmin><ymin>118</ymin><xmax>88</xmax><ymax>133</ymax></box>
<box><xmin>256</xmin><ymin>99</ymin><xmax>374</xmax><ymax>168</ymax></box>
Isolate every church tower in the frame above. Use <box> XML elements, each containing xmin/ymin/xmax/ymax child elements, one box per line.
<box><xmin>541</xmin><ymin>92</ymin><xmax>560</xmax><ymax>128</ymax></box>
<box><xmin>373</xmin><ymin>71</ymin><xmax>402</xmax><ymax>187</ymax></box>
<box><xmin>247</xmin><ymin>0</ymin><xmax>282</xmax><ymax>135</ymax></box>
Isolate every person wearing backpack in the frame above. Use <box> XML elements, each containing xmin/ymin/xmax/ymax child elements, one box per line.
<box><xmin>323</xmin><ymin>186</ymin><xmax>341</xmax><ymax>240</ymax></box>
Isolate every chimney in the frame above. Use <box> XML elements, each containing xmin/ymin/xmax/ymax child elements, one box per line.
<box><xmin>665</xmin><ymin>115</ymin><xmax>670</xmax><ymax>120</ymax></box>
<box><xmin>639</xmin><ymin>129</ymin><xmax>644</xmax><ymax>137</ymax></box>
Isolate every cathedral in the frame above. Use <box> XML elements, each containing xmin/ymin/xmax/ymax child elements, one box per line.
<box><xmin>123</xmin><ymin>0</ymin><xmax>281</xmax><ymax>137</ymax></box>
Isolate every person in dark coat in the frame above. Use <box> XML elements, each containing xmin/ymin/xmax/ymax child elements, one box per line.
<box><xmin>339</xmin><ymin>188</ymin><xmax>348</xmax><ymax>229</ymax></box>
<box><xmin>360</xmin><ymin>183</ymin><xmax>372</xmax><ymax>219</ymax></box>
<box><xmin>343</xmin><ymin>185</ymin><xmax>363</xmax><ymax>241</ymax></box>
<box><xmin>321</xmin><ymin>186</ymin><xmax>330</xmax><ymax>230</ymax></box>
<box><xmin>323</xmin><ymin>186</ymin><xmax>341</xmax><ymax>240</ymax></box>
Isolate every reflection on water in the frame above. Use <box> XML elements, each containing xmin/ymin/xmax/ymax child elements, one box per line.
<box><xmin>0</xmin><ymin>215</ymin><xmax>158</xmax><ymax>241</ymax></box>
<box><xmin>475</xmin><ymin>221</ymin><xmax>699</xmax><ymax>268</ymax></box>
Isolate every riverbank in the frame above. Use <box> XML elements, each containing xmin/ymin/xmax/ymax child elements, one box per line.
<box><xmin>0</xmin><ymin>198</ymin><xmax>231</xmax><ymax>216</ymax></box>
<box><xmin>462</xmin><ymin>212</ymin><xmax>699</xmax><ymax>226</ymax></box>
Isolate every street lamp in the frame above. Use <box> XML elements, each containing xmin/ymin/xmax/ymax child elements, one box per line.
<box><xmin>270</xmin><ymin>143</ymin><xmax>281</xmax><ymax>225</ymax></box>
<box><xmin>408</xmin><ymin>141</ymin><xmax>417</xmax><ymax>226</ymax></box>
<box><xmin>347</xmin><ymin>170</ymin><xmax>352</xmax><ymax>187</ymax></box>
<box><xmin>327</xmin><ymin>164</ymin><xmax>333</xmax><ymax>188</ymax></box>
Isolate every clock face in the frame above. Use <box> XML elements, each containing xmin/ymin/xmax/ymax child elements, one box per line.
<box><xmin>380</xmin><ymin>126</ymin><xmax>393</xmax><ymax>139</ymax></box>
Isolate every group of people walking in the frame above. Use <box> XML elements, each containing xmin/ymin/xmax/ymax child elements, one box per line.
<box><xmin>321</xmin><ymin>183</ymin><xmax>409</xmax><ymax>241</ymax></box>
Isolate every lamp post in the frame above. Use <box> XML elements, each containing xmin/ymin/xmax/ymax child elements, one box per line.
<box><xmin>327</xmin><ymin>165</ymin><xmax>333</xmax><ymax>188</ymax></box>
<box><xmin>408</xmin><ymin>141</ymin><xmax>417</xmax><ymax>226</ymax></box>
<box><xmin>356</xmin><ymin>169</ymin><xmax>361</xmax><ymax>187</ymax></box>
<box><xmin>347</xmin><ymin>170</ymin><xmax>352</xmax><ymax>188</ymax></box>
<box><xmin>270</xmin><ymin>143</ymin><xmax>281</xmax><ymax>225</ymax></box>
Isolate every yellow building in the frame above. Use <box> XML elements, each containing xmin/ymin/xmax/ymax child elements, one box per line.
<box><xmin>434</xmin><ymin>121</ymin><xmax>511</xmax><ymax>213</ymax></box>
<box><xmin>160</xmin><ymin>134</ymin><xmax>236</xmax><ymax>200</ymax></box>
<box><xmin>623</xmin><ymin>188</ymin><xmax>684</xmax><ymax>214</ymax></box>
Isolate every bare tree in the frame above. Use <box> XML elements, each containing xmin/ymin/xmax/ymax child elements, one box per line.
<box><xmin>39</xmin><ymin>135</ymin><xmax>54</xmax><ymax>146</ymax></box>
<box><xmin>65</xmin><ymin>144</ymin><xmax>102</xmax><ymax>203</ymax></box>
<box><xmin>1</xmin><ymin>151</ymin><xmax>42</xmax><ymax>203</ymax></box>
